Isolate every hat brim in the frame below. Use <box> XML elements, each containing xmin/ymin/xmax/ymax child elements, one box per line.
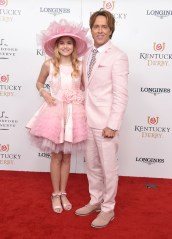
<box><xmin>44</xmin><ymin>33</ymin><xmax>88</xmax><ymax>57</ymax></box>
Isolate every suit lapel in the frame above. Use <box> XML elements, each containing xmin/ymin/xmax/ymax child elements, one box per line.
<box><xmin>87</xmin><ymin>42</ymin><xmax>113</xmax><ymax>86</ymax></box>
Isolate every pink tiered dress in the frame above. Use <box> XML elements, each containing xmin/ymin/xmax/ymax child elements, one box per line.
<box><xmin>26</xmin><ymin>62</ymin><xmax>87</xmax><ymax>154</ymax></box>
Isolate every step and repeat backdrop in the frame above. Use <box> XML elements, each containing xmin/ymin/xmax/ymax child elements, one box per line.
<box><xmin>0</xmin><ymin>0</ymin><xmax>172</xmax><ymax>178</ymax></box>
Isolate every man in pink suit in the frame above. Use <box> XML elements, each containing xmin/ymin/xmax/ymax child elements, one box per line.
<box><xmin>75</xmin><ymin>9</ymin><xmax>129</xmax><ymax>228</ymax></box>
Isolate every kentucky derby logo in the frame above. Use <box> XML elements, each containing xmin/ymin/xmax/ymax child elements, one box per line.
<box><xmin>148</xmin><ymin>116</ymin><xmax>159</xmax><ymax>125</ymax></box>
<box><xmin>0</xmin><ymin>0</ymin><xmax>8</xmax><ymax>7</ymax></box>
<box><xmin>153</xmin><ymin>42</ymin><xmax>165</xmax><ymax>52</ymax></box>
<box><xmin>0</xmin><ymin>73</ymin><xmax>22</xmax><ymax>97</ymax></box>
<box><xmin>103</xmin><ymin>1</ymin><xmax>115</xmax><ymax>11</ymax></box>
<box><xmin>0</xmin><ymin>1</ymin><xmax>21</xmax><ymax>22</ymax></box>
<box><xmin>0</xmin><ymin>144</ymin><xmax>21</xmax><ymax>163</ymax></box>
<box><xmin>97</xmin><ymin>0</ymin><xmax>127</xmax><ymax>25</ymax></box>
<box><xmin>135</xmin><ymin>116</ymin><xmax>170</xmax><ymax>139</ymax></box>
<box><xmin>0</xmin><ymin>144</ymin><xmax>9</xmax><ymax>152</ymax></box>
<box><xmin>139</xmin><ymin>42</ymin><xmax>171</xmax><ymax>67</ymax></box>
<box><xmin>0</xmin><ymin>74</ymin><xmax>9</xmax><ymax>83</ymax></box>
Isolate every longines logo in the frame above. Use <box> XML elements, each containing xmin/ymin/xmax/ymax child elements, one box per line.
<box><xmin>141</xmin><ymin>87</ymin><xmax>171</xmax><ymax>96</ymax></box>
<box><xmin>135</xmin><ymin>116</ymin><xmax>170</xmax><ymax>139</ymax></box>
<box><xmin>136</xmin><ymin>157</ymin><xmax>165</xmax><ymax>165</ymax></box>
<box><xmin>40</xmin><ymin>7</ymin><xmax>70</xmax><ymax>17</ymax></box>
<box><xmin>0</xmin><ymin>144</ymin><xmax>21</xmax><ymax>165</ymax></box>
<box><xmin>0</xmin><ymin>39</ymin><xmax>18</xmax><ymax>59</ymax></box>
<box><xmin>0</xmin><ymin>111</ymin><xmax>19</xmax><ymax>130</ymax></box>
<box><xmin>0</xmin><ymin>74</ymin><xmax>22</xmax><ymax>97</ymax></box>
<box><xmin>0</xmin><ymin>0</ymin><xmax>21</xmax><ymax>22</ymax></box>
<box><xmin>140</xmin><ymin>42</ymin><xmax>172</xmax><ymax>67</ymax></box>
<box><xmin>90</xmin><ymin>1</ymin><xmax>127</xmax><ymax>25</ymax></box>
<box><xmin>146</xmin><ymin>10</ymin><xmax>172</xmax><ymax>19</ymax></box>
<box><xmin>38</xmin><ymin>152</ymin><xmax>51</xmax><ymax>159</ymax></box>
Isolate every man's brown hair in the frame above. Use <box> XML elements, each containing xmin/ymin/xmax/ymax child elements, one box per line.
<box><xmin>89</xmin><ymin>9</ymin><xmax>115</xmax><ymax>39</ymax></box>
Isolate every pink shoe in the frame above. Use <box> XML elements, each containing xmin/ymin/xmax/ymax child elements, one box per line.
<box><xmin>61</xmin><ymin>192</ymin><xmax>72</xmax><ymax>210</ymax></box>
<box><xmin>91</xmin><ymin>211</ymin><xmax>114</xmax><ymax>228</ymax></box>
<box><xmin>75</xmin><ymin>203</ymin><xmax>101</xmax><ymax>216</ymax></box>
<box><xmin>51</xmin><ymin>192</ymin><xmax>63</xmax><ymax>214</ymax></box>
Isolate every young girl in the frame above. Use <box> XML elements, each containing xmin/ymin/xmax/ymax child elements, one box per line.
<box><xmin>26</xmin><ymin>20</ymin><xmax>90</xmax><ymax>214</ymax></box>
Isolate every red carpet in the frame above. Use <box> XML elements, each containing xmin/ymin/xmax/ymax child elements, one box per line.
<box><xmin>0</xmin><ymin>171</ymin><xmax>171</xmax><ymax>239</ymax></box>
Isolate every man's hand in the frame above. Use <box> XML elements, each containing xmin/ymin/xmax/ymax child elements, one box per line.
<box><xmin>102</xmin><ymin>127</ymin><xmax>117</xmax><ymax>138</ymax></box>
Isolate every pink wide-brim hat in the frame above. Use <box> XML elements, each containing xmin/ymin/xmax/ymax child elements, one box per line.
<box><xmin>38</xmin><ymin>19</ymin><xmax>91</xmax><ymax>57</ymax></box>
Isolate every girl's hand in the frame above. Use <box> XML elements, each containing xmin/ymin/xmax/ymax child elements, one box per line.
<box><xmin>41</xmin><ymin>90</ymin><xmax>56</xmax><ymax>106</ymax></box>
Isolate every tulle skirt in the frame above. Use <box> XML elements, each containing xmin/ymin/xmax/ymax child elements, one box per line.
<box><xmin>26</xmin><ymin>100</ymin><xmax>87</xmax><ymax>154</ymax></box>
<box><xmin>28</xmin><ymin>135</ymin><xmax>85</xmax><ymax>154</ymax></box>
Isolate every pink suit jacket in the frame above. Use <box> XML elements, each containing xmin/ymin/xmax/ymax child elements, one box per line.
<box><xmin>83</xmin><ymin>41</ymin><xmax>129</xmax><ymax>130</ymax></box>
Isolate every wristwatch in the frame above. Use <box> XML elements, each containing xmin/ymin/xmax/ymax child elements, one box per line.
<box><xmin>107</xmin><ymin>127</ymin><xmax>117</xmax><ymax>132</ymax></box>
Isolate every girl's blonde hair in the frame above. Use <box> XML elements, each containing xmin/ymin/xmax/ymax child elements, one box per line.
<box><xmin>52</xmin><ymin>37</ymin><xmax>80</xmax><ymax>78</ymax></box>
